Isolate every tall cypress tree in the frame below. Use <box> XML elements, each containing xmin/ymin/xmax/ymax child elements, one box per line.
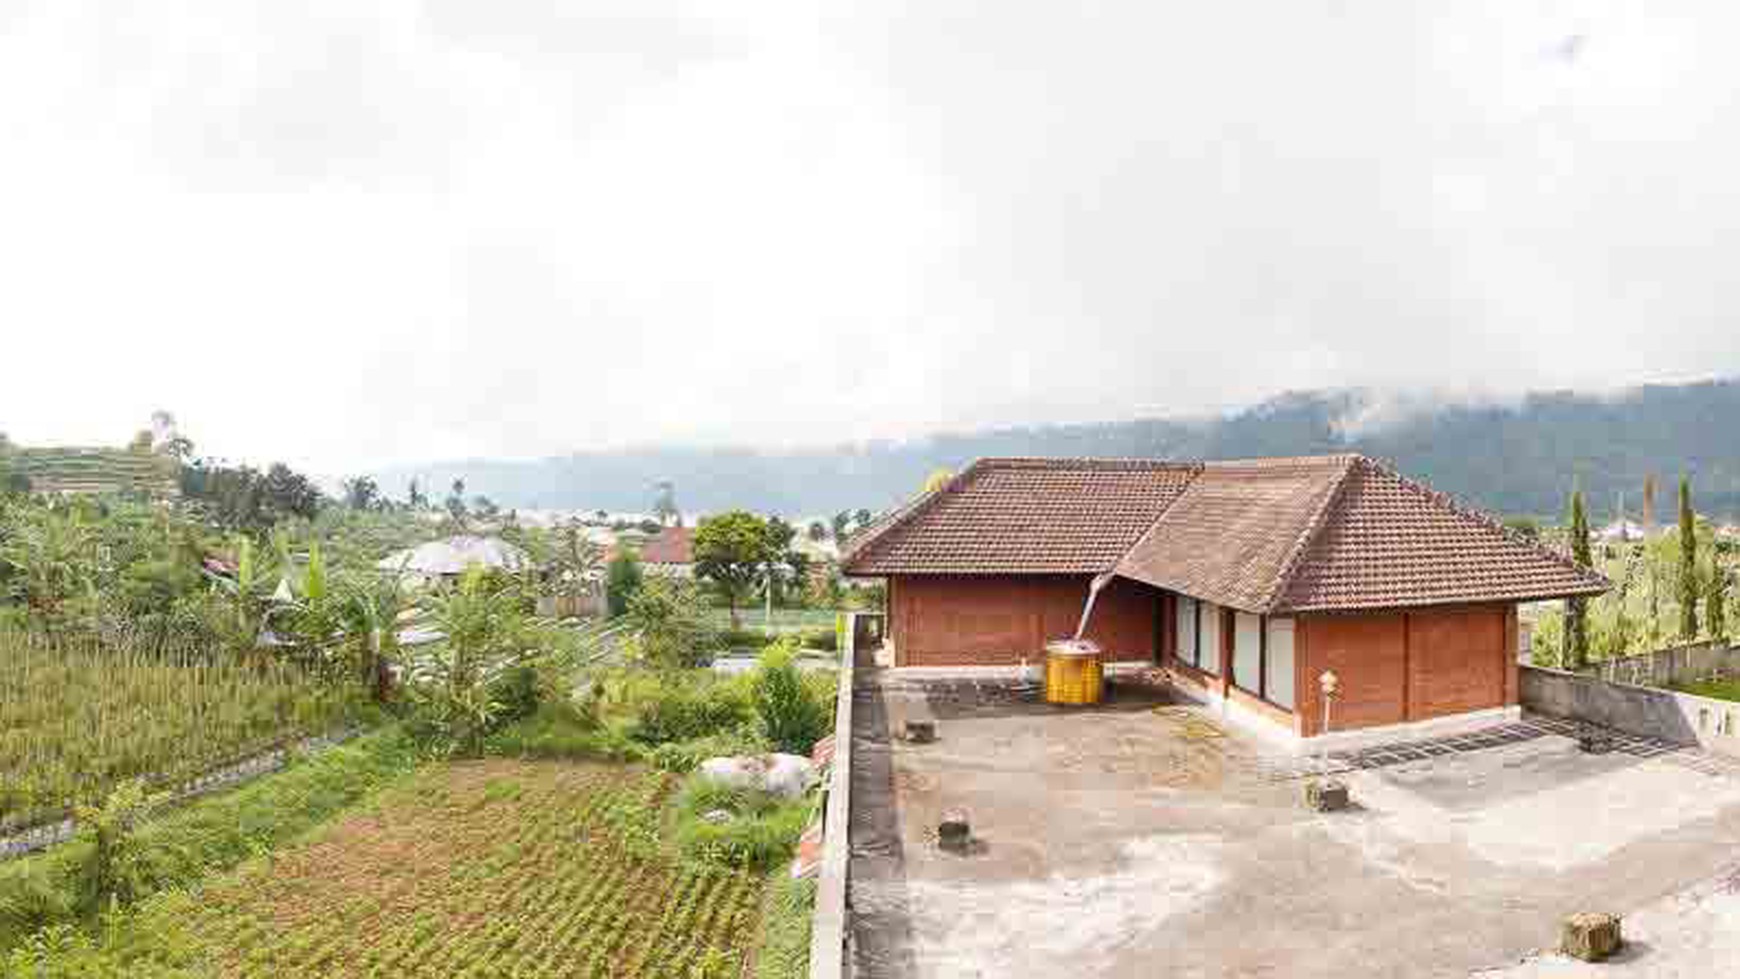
<box><xmin>1679</xmin><ymin>477</ymin><xmax>1699</xmax><ymax>640</ymax></box>
<box><xmin>1565</xmin><ymin>490</ymin><xmax>1591</xmax><ymax>670</ymax></box>
<box><xmin>1709</xmin><ymin>568</ymin><xmax>1728</xmax><ymax>644</ymax></box>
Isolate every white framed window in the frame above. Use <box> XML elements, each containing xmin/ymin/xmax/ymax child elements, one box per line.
<box><xmin>1265</xmin><ymin>617</ymin><xmax>1295</xmax><ymax>709</ymax></box>
<box><xmin>1233</xmin><ymin>612</ymin><xmax>1262</xmax><ymax>693</ymax></box>
<box><xmin>1176</xmin><ymin>596</ymin><xmax>1198</xmax><ymax>667</ymax></box>
<box><xmin>1198</xmin><ymin>602</ymin><xmax>1221</xmax><ymax>676</ymax></box>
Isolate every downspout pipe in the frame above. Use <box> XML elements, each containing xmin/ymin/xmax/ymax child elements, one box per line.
<box><xmin>1073</xmin><ymin>571</ymin><xmax>1117</xmax><ymax>641</ymax></box>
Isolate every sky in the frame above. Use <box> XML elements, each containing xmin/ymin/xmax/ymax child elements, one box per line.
<box><xmin>3</xmin><ymin>1</ymin><xmax>1739</xmax><ymax>476</ymax></box>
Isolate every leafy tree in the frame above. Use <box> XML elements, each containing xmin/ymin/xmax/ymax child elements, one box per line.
<box><xmin>830</xmin><ymin>511</ymin><xmax>850</xmax><ymax>543</ymax></box>
<box><xmin>338</xmin><ymin>569</ymin><xmax>407</xmax><ymax>702</ymax></box>
<box><xmin>0</xmin><ymin>504</ymin><xmax>99</xmax><ymax>631</ymax></box>
<box><xmin>693</xmin><ymin>511</ymin><xmax>774</xmax><ymax>629</ymax></box>
<box><xmin>414</xmin><ymin>566</ymin><xmax>529</xmax><ymax>754</ymax></box>
<box><xmin>550</xmin><ymin>521</ymin><xmax>605</xmax><ymax>602</ymax></box>
<box><xmin>342</xmin><ymin>476</ymin><xmax>381</xmax><ymax>511</ymax></box>
<box><xmin>626</xmin><ymin>575</ymin><xmax>713</xmax><ymax>669</ymax></box>
<box><xmin>407</xmin><ymin>478</ymin><xmax>428</xmax><ymax>510</ymax></box>
<box><xmin>1564</xmin><ymin>490</ymin><xmax>1590</xmax><ymax>670</ymax></box>
<box><xmin>807</xmin><ymin>521</ymin><xmax>827</xmax><ymax>542</ymax></box>
<box><xmin>853</xmin><ymin>508</ymin><xmax>872</xmax><ymax>531</ymax></box>
<box><xmin>606</xmin><ymin>548</ymin><xmax>644</xmax><ymax>617</ymax></box>
<box><xmin>1679</xmin><ymin>477</ymin><xmax>1699</xmax><ymax>640</ymax></box>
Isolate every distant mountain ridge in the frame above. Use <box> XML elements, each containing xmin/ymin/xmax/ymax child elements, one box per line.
<box><xmin>373</xmin><ymin>379</ymin><xmax>1740</xmax><ymax>522</ymax></box>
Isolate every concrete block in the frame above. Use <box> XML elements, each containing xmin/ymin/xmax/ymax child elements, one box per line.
<box><xmin>1560</xmin><ymin>912</ymin><xmax>1623</xmax><ymax>962</ymax></box>
<box><xmin>1306</xmin><ymin>778</ymin><xmax>1350</xmax><ymax>812</ymax></box>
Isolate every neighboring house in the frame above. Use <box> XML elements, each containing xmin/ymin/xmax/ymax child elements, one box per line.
<box><xmin>377</xmin><ymin>534</ymin><xmax>533</xmax><ymax>587</ymax></box>
<box><xmin>1597</xmin><ymin>518</ymin><xmax>1648</xmax><ymax>543</ymax></box>
<box><xmin>640</xmin><ymin>526</ymin><xmax>695</xmax><ymax>577</ymax></box>
<box><xmin>842</xmin><ymin>455</ymin><xmax>1607</xmax><ymax>750</ymax></box>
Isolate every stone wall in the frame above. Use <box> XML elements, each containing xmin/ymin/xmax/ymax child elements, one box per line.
<box><xmin>1520</xmin><ymin>666</ymin><xmax>1740</xmax><ymax>756</ymax></box>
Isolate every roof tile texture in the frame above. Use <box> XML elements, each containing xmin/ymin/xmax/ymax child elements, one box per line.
<box><xmin>1276</xmin><ymin>459</ymin><xmax>1606</xmax><ymax>612</ymax></box>
<box><xmin>843</xmin><ymin>458</ymin><xmax>1199</xmax><ymax>575</ymax></box>
<box><xmin>845</xmin><ymin>453</ymin><xmax>1608</xmax><ymax>612</ymax></box>
<box><xmin>1114</xmin><ymin>456</ymin><xmax>1353</xmax><ymax>612</ymax></box>
<box><xmin>640</xmin><ymin>526</ymin><xmax>694</xmax><ymax>565</ymax></box>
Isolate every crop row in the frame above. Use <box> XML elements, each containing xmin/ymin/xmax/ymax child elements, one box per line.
<box><xmin>106</xmin><ymin>761</ymin><xmax>766</xmax><ymax>978</ymax></box>
<box><xmin>0</xmin><ymin>629</ymin><xmax>368</xmax><ymax>830</ymax></box>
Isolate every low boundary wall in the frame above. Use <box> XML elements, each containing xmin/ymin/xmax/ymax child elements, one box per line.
<box><xmin>1520</xmin><ymin>665</ymin><xmax>1740</xmax><ymax>756</ymax></box>
<box><xmin>810</xmin><ymin>616</ymin><xmax>858</xmax><ymax>979</ymax></box>
<box><xmin>1591</xmin><ymin>642</ymin><xmax>1740</xmax><ymax>688</ymax></box>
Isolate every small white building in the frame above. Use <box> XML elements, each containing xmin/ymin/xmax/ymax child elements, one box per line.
<box><xmin>377</xmin><ymin>535</ymin><xmax>533</xmax><ymax>586</ymax></box>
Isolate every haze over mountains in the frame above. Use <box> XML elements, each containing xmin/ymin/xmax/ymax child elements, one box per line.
<box><xmin>375</xmin><ymin>379</ymin><xmax>1740</xmax><ymax>522</ymax></box>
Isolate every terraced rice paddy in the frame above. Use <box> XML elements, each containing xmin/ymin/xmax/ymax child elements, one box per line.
<box><xmin>104</xmin><ymin>761</ymin><xmax>766</xmax><ymax>978</ymax></box>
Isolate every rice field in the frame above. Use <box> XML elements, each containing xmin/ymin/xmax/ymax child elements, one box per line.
<box><xmin>0</xmin><ymin>629</ymin><xmax>369</xmax><ymax>831</ymax></box>
<box><xmin>102</xmin><ymin>761</ymin><xmax>766</xmax><ymax>978</ymax></box>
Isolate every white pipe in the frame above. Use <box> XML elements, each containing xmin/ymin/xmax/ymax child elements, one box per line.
<box><xmin>1073</xmin><ymin>572</ymin><xmax>1116</xmax><ymax>641</ymax></box>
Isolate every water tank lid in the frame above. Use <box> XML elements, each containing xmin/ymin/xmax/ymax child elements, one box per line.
<box><xmin>1045</xmin><ymin>639</ymin><xmax>1101</xmax><ymax>657</ymax></box>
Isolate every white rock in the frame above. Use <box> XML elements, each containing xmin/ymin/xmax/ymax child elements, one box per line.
<box><xmin>697</xmin><ymin>753</ymin><xmax>818</xmax><ymax>799</ymax></box>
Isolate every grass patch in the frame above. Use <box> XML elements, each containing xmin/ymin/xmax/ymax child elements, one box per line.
<box><xmin>1670</xmin><ymin>677</ymin><xmax>1740</xmax><ymax>702</ymax></box>
<box><xmin>753</xmin><ymin>872</ymin><xmax>816</xmax><ymax>979</ymax></box>
<box><xmin>0</xmin><ymin>726</ymin><xmax>419</xmax><ymax>951</ymax></box>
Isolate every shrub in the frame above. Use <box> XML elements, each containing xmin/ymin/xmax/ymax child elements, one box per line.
<box><xmin>632</xmin><ymin>680</ymin><xmax>750</xmax><ymax>746</ymax></box>
<box><xmin>751</xmin><ymin>644</ymin><xmax>832</xmax><ymax>755</ymax></box>
<box><xmin>484</xmin><ymin>703</ymin><xmax>645</xmax><ymax>763</ymax></box>
<box><xmin>647</xmin><ymin>729</ymin><xmax>769</xmax><ymax>774</ymax></box>
<box><xmin>627</xmin><ymin>576</ymin><xmax>714</xmax><ymax>669</ymax></box>
<box><xmin>670</xmin><ymin>775</ymin><xmax>811</xmax><ymax>869</ymax></box>
<box><xmin>0</xmin><ymin>727</ymin><xmax>419</xmax><ymax>950</ymax></box>
<box><xmin>798</xmin><ymin>627</ymin><xmax>837</xmax><ymax>652</ymax></box>
<box><xmin>487</xmin><ymin>664</ymin><xmax>542</xmax><ymax>725</ymax></box>
<box><xmin>717</xmin><ymin>628</ymin><xmax>770</xmax><ymax>651</ymax></box>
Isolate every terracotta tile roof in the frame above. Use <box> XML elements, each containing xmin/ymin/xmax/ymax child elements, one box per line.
<box><xmin>1113</xmin><ymin>455</ymin><xmax>1356</xmax><ymax>612</ymax></box>
<box><xmin>1273</xmin><ymin>457</ymin><xmax>1608</xmax><ymax>612</ymax></box>
<box><xmin>640</xmin><ymin>526</ymin><xmax>694</xmax><ymax>565</ymax></box>
<box><xmin>841</xmin><ymin>458</ymin><xmax>1201</xmax><ymax>575</ymax></box>
<box><xmin>846</xmin><ymin>453</ymin><xmax>1609</xmax><ymax>612</ymax></box>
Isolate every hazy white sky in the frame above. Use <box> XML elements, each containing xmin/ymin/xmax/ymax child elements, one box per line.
<box><xmin>3</xmin><ymin>1</ymin><xmax>1738</xmax><ymax>475</ymax></box>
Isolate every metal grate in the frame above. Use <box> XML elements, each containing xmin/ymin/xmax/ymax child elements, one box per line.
<box><xmin>1258</xmin><ymin>716</ymin><xmax>1708</xmax><ymax>782</ymax></box>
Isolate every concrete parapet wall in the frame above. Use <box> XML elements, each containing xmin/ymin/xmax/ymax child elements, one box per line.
<box><xmin>1521</xmin><ymin>665</ymin><xmax>1740</xmax><ymax>756</ymax></box>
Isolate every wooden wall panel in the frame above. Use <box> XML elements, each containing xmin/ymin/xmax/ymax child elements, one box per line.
<box><xmin>1298</xmin><ymin>613</ymin><xmax>1408</xmax><ymax>735</ymax></box>
<box><xmin>1407</xmin><ymin>605</ymin><xmax>1507</xmax><ymax>720</ymax></box>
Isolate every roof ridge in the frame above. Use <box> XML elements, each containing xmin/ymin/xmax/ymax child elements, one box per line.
<box><xmin>1365</xmin><ymin>457</ymin><xmax>1609</xmax><ymax>589</ymax></box>
<box><xmin>1107</xmin><ymin>462</ymin><xmax>1209</xmax><ymax>572</ymax></box>
<box><xmin>971</xmin><ymin>456</ymin><xmax>1199</xmax><ymax>470</ymax></box>
<box><xmin>1260</xmin><ymin>454</ymin><xmax>1363</xmax><ymax>611</ymax></box>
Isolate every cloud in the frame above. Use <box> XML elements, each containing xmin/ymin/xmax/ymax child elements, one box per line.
<box><xmin>2</xmin><ymin>1</ymin><xmax>1738</xmax><ymax>477</ymax></box>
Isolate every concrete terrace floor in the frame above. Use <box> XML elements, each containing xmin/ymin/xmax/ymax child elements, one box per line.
<box><xmin>846</xmin><ymin>670</ymin><xmax>1740</xmax><ymax>979</ymax></box>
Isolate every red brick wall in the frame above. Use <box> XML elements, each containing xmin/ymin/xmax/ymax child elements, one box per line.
<box><xmin>890</xmin><ymin>574</ymin><xmax>1157</xmax><ymax>667</ymax></box>
<box><xmin>1297</xmin><ymin>602</ymin><xmax>1516</xmax><ymax>736</ymax></box>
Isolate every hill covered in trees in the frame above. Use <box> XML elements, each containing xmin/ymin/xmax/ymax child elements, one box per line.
<box><xmin>375</xmin><ymin>379</ymin><xmax>1740</xmax><ymax>522</ymax></box>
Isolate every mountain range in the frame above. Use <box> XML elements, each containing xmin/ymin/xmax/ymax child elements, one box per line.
<box><xmin>373</xmin><ymin>379</ymin><xmax>1740</xmax><ymax>523</ymax></box>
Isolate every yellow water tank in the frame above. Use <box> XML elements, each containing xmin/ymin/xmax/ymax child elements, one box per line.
<box><xmin>1044</xmin><ymin>639</ymin><xmax>1104</xmax><ymax>705</ymax></box>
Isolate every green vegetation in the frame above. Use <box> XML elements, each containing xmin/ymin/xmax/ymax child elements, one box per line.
<box><xmin>1564</xmin><ymin>490</ymin><xmax>1591</xmax><ymax>670</ymax></box>
<box><xmin>1680</xmin><ymin>477</ymin><xmax>1700</xmax><ymax>640</ymax></box>
<box><xmin>694</xmin><ymin>510</ymin><xmax>778</xmax><ymax>629</ymax></box>
<box><xmin>3</xmin><ymin>760</ymin><xmax>767</xmax><ymax>978</ymax></box>
<box><xmin>755</xmin><ymin>874</ymin><xmax>818</xmax><ymax>979</ymax></box>
<box><xmin>1670</xmin><ymin>678</ymin><xmax>1740</xmax><ymax>703</ymax></box>
<box><xmin>0</xmin><ymin>727</ymin><xmax>420</xmax><ymax>950</ymax></box>
<box><xmin>0</xmin><ymin>629</ymin><xmax>371</xmax><ymax>830</ymax></box>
